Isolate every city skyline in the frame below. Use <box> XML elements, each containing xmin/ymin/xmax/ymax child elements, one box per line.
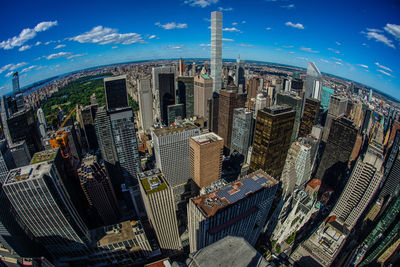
<box><xmin>0</xmin><ymin>0</ymin><xmax>399</xmax><ymax>98</ymax></box>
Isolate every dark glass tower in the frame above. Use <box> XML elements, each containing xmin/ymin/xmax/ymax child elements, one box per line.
<box><xmin>104</xmin><ymin>75</ymin><xmax>129</xmax><ymax>111</ymax></box>
<box><xmin>159</xmin><ymin>73</ymin><xmax>175</xmax><ymax>125</ymax></box>
<box><xmin>12</xmin><ymin>72</ymin><xmax>20</xmax><ymax>94</ymax></box>
<box><xmin>298</xmin><ymin>98</ymin><xmax>320</xmax><ymax>137</ymax></box>
<box><xmin>177</xmin><ymin>76</ymin><xmax>194</xmax><ymax>118</ymax></box>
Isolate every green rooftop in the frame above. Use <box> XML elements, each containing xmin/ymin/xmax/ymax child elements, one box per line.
<box><xmin>30</xmin><ymin>149</ymin><xmax>58</xmax><ymax>165</ymax></box>
<box><xmin>201</xmin><ymin>74</ymin><xmax>211</xmax><ymax>80</ymax></box>
<box><xmin>140</xmin><ymin>172</ymin><xmax>168</xmax><ymax>194</ymax></box>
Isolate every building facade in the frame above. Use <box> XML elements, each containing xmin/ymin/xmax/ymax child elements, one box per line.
<box><xmin>194</xmin><ymin>74</ymin><xmax>213</xmax><ymax>120</ymax></box>
<box><xmin>104</xmin><ymin>75</ymin><xmax>129</xmax><ymax>111</ymax></box>
<box><xmin>137</xmin><ymin>79</ymin><xmax>154</xmax><ymax>132</ymax></box>
<box><xmin>177</xmin><ymin>76</ymin><xmax>195</xmax><ymax>118</ymax></box>
<box><xmin>298</xmin><ymin>98</ymin><xmax>320</xmax><ymax>137</ymax></box>
<box><xmin>276</xmin><ymin>92</ymin><xmax>303</xmax><ymax>142</ymax></box>
<box><xmin>211</xmin><ymin>11</ymin><xmax>222</xmax><ymax>93</ymax></box>
<box><xmin>230</xmin><ymin>108</ymin><xmax>254</xmax><ymax>161</ymax></box>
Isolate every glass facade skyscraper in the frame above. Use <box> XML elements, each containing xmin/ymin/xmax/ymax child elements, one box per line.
<box><xmin>321</xmin><ymin>86</ymin><xmax>334</xmax><ymax>111</ymax></box>
<box><xmin>211</xmin><ymin>11</ymin><xmax>222</xmax><ymax>93</ymax></box>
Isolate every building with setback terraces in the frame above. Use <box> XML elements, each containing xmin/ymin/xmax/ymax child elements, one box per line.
<box><xmin>188</xmin><ymin>170</ymin><xmax>278</xmax><ymax>253</ymax></box>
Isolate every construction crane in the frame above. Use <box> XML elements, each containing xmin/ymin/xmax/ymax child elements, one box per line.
<box><xmin>50</xmin><ymin>106</ymin><xmax>77</xmax><ymax>159</ymax></box>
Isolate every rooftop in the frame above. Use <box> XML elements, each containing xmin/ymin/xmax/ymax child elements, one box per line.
<box><xmin>96</xmin><ymin>220</ymin><xmax>141</xmax><ymax>249</ymax></box>
<box><xmin>139</xmin><ymin>169</ymin><xmax>169</xmax><ymax>195</ymax></box>
<box><xmin>5</xmin><ymin>162</ymin><xmax>51</xmax><ymax>184</ymax></box>
<box><xmin>187</xmin><ymin>236</ymin><xmax>270</xmax><ymax>267</ymax></box>
<box><xmin>30</xmin><ymin>148</ymin><xmax>58</xmax><ymax>165</ymax></box>
<box><xmin>192</xmin><ymin>170</ymin><xmax>277</xmax><ymax>217</ymax></box>
<box><xmin>191</xmin><ymin>132</ymin><xmax>223</xmax><ymax>146</ymax></box>
<box><xmin>104</xmin><ymin>74</ymin><xmax>127</xmax><ymax>82</ymax></box>
<box><xmin>263</xmin><ymin>104</ymin><xmax>293</xmax><ymax>115</ymax></box>
<box><xmin>152</xmin><ymin>123</ymin><xmax>198</xmax><ymax>137</ymax></box>
<box><xmin>201</xmin><ymin>74</ymin><xmax>211</xmax><ymax>80</ymax></box>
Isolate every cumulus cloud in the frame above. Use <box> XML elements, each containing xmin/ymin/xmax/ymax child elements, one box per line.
<box><xmin>266</xmin><ymin>27</ymin><xmax>272</xmax><ymax>30</ymax></box>
<box><xmin>0</xmin><ymin>62</ymin><xmax>28</xmax><ymax>74</ymax></box>
<box><xmin>112</xmin><ymin>46</ymin><xmax>118</xmax><ymax>49</ymax></box>
<box><xmin>300</xmin><ymin>47</ymin><xmax>319</xmax><ymax>53</ymax></box>
<box><xmin>362</xmin><ymin>28</ymin><xmax>395</xmax><ymax>48</ymax></box>
<box><xmin>285</xmin><ymin>21</ymin><xmax>304</xmax><ymax>29</ymax></box>
<box><xmin>239</xmin><ymin>43</ymin><xmax>254</xmax><ymax>47</ymax></box>
<box><xmin>281</xmin><ymin>4</ymin><xmax>295</xmax><ymax>9</ymax></box>
<box><xmin>148</xmin><ymin>35</ymin><xmax>157</xmax><ymax>39</ymax></box>
<box><xmin>377</xmin><ymin>69</ymin><xmax>394</xmax><ymax>77</ymax></box>
<box><xmin>70</xmin><ymin>26</ymin><xmax>145</xmax><ymax>45</ymax></box>
<box><xmin>384</xmin><ymin>24</ymin><xmax>400</xmax><ymax>39</ymax></box>
<box><xmin>54</xmin><ymin>44</ymin><xmax>66</xmax><ymax>49</ymax></box>
<box><xmin>222</xmin><ymin>38</ymin><xmax>234</xmax><ymax>42</ymax></box>
<box><xmin>320</xmin><ymin>59</ymin><xmax>329</xmax><ymax>63</ymax></box>
<box><xmin>223</xmin><ymin>27</ymin><xmax>241</xmax><ymax>32</ymax></box>
<box><xmin>334</xmin><ymin>61</ymin><xmax>342</xmax><ymax>65</ymax></box>
<box><xmin>5</xmin><ymin>71</ymin><xmax>13</xmax><ymax>78</ymax></box>
<box><xmin>35</xmin><ymin>41</ymin><xmax>41</xmax><ymax>46</ymax></box>
<box><xmin>21</xmin><ymin>65</ymin><xmax>37</xmax><ymax>73</ymax></box>
<box><xmin>242</xmin><ymin>21</ymin><xmax>246</xmax><ymax>24</ymax></box>
<box><xmin>336</xmin><ymin>41</ymin><xmax>341</xmax><ymax>46</ymax></box>
<box><xmin>155</xmin><ymin>22</ymin><xmax>187</xmax><ymax>30</ymax></box>
<box><xmin>184</xmin><ymin>0</ymin><xmax>218</xmax><ymax>8</ymax></box>
<box><xmin>218</xmin><ymin>7</ymin><xmax>233</xmax><ymax>11</ymax></box>
<box><xmin>200</xmin><ymin>43</ymin><xmax>211</xmax><ymax>47</ymax></box>
<box><xmin>328</xmin><ymin>48</ymin><xmax>340</xmax><ymax>54</ymax></box>
<box><xmin>0</xmin><ymin>20</ymin><xmax>57</xmax><ymax>50</ymax></box>
<box><xmin>18</xmin><ymin>45</ymin><xmax>31</xmax><ymax>51</ymax></box>
<box><xmin>67</xmin><ymin>53</ymin><xmax>87</xmax><ymax>59</ymax></box>
<box><xmin>357</xmin><ymin>64</ymin><xmax>368</xmax><ymax>69</ymax></box>
<box><xmin>282</xmin><ymin>45</ymin><xmax>294</xmax><ymax>48</ymax></box>
<box><xmin>45</xmin><ymin>51</ymin><xmax>73</xmax><ymax>60</ymax></box>
<box><xmin>331</xmin><ymin>57</ymin><xmax>343</xmax><ymax>62</ymax></box>
<box><xmin>375</xmin><ymin>62</ymin><xmax>392</xmax><ymax>72</ymax></box>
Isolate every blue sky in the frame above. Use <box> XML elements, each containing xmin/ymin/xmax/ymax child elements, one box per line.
<box><xmin>0</xmin><ymin>0</ymin><xmax>399</xmax><ymax>98</ymax></box>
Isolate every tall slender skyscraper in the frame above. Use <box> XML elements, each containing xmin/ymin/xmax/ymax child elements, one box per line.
<box><xmin>249</xmin><ymin>105</ymin><xmax>295</xmax><ymax>178</ymax></box>
<box><xmin>177</xmin><ymin>76</ymin><xmax>195</xmax><ymax>118</ymax></box>
<box><xmin>104</xmin><ymin>75</ymin><xmax>129</xmax><ymax>111</ymax></box>
<box><xmin>230</xmin><ymin>108</ymin><xmax>254</xmax><ymax>161</ymax></box>
<box><xmin>12</xmin><ymin>72</ymin><xmax>20</xmax><ymax>94</ymax></box>
<box><xmin>211</xmin><ymin>11</ymin><xmax>222</xmax><ymax>93</ymax></box>
<box><xmin>305</xmin><ymin>62</ymin><xmax>322</xmax><ymax>100</ymax></box>
<box><xmin>137</xmin><ymin>79</ymin><xmax>153</xmax><ymax>132</ymax></box>
<box><xmin>152</xmin><ymin>66</ymin><xmax>175</xmax><ymax>125</ymax></box>
<box><xmin>235</xmin><ymin>59</ymin><xmax>245</xmax><ymax>91</ymax></box>
<box><xmin>138</xmin><ymin>169</ymin><xmax>182</xmax><ymax>252</ymax></box>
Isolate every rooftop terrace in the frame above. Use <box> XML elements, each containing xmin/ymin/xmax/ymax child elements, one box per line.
<box><xmin>30</xmin><ymin>148</ymin><xmax>58</xmax><ymax>165</ymax></box>
<box><xmin>152</xmin><ymin>123</ymin><xmax>198</xmax><ymax>137</ymax></box>
<box><xmin>5</xmin><ymin>162</ymin><xmax>51</xmax><ymax>184</ymax></box>
<box><xmin>96</xmin><ymin>220</ymin><xmax>141</xmax><ymax>250</ymax></box>
<box><xmin>192</xmin><ymin>170</ymin><xmax>277</xmax><ymax>217</ymax></box>
<box><xmin>263</xmin><ymin>105</ymin><xmax>293</xmax><ymax>115</ymax></box>
<box><xmin>138</xmin><ymin>169</ymin><xmax>169</xmax><ymax>195</ymax></box>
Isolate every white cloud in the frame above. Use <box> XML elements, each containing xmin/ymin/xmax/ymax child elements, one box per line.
<box><xmin>282</xmin><ymin>45</ymin><xmax>294</xmax><ymax>48</ymax></box>
<box><xmin>222</xmin><ymin>38</ymin><xmax>234</xmax><ymax>42</ymax></box>
<box><xmin>336</xmin><ymin>41</ymin><xmax>341</xmax><ymax>46</ymax></box>
<box><xmin>289</xmin><ymin>51</ymin><xmax>295</xmax><ymax>54</ymax></box>
<box><xmin>265</xmin><ymin>27</ymin><xmax>272</xmax><ymax>31</ymax></box>
<box><xmin>281</xmin><ymin>4</ymin><xmax>295</xmax><ymax>9</ymax></box>
<box><xmin>375</xmin><ymin>62</ymin><xmax>392</xmax><ymax>72</ymax></box>
<box><xmin>34</xmin><ymin>21</ymin><xmax>58</xmax><ymax>32</ymax></box>
<box><xmin>242</xmin><ymin>21</ymin><xmax>246</xmax><ymax>24</ymax></box>
<box><xmin>5</xmin><ymin>71</ymin><xmax>13</xmax><ymax>78</ymax></box>
<box><xmin>200</xmin><ymin>43</ymin><xmax>211</xmax><ymax>47</ymax></box>
<box><xmin>148</xmin><ymin>35</ymin><xmax>157</xmax><ymax>39</ymax></box>
<box><xmin>363</xmin><ymin>29</ymin><xmax>395</xmax><ymax>48</ymax></box>
<box><xmin>239</xmin><ymin>43</ymin><xmax>254</xmax><ymax>47</ymax></box>
<box><xmin>0</xmin><ymin>62</ymin><xmax>28</xmax><ymax>74</ymax></box>
<box><xmin>54</xmin><ymin>44</ymin><xmax>66</xmax><ymax>49</ymax></box>
<box><xmin>18</xmin><ymin>45</ymin><xmax>31</xmax><ymax>51</ymax></box>
<box><xmin>384</xmin><ymin>24</ymin><xmax>400</xmax><ymax>39</ymax></box>
<box><xmin>377</xmin><ymin>69</ymin><xmax>394</xmax><ymax>77</ymax></box>
<box><xmin>320</xmin><ymin>59</ymin><xmax>329</xmax><ymax>63</ymax></box>
<box><xmin>70</xmin><ymin>26</ymin><xmax>145</xmax><ymax>44</ymax></box>
<box><xmin>184</xmin><ymin>0</ymin><xmax>218</xmax><ymax>8</ymax></box>
<box><xmin>223</xmin><ymin>27</ymin><xmax>241</xmax><ymax>32</ymax></box>
<box><xmin>328</xmin><ymin>48</ymin><xmax>340</xmax><ymax>54</ymax></box>
<box><xmin>232</xmin><ymin>22</ymin><xmax>238</xmax><ymax>26</ymax></box>
<box><xmin>218</xmin><ymin>7</ymin><xmax>233</xmax><ymax>11</ymax></box>
<box><xmin>67</xmin><ymin>53</ymin><xmax>87</xmax><ymax>59</ymax></box>
<box><xmin>45</xmin><ymin>51</ymin><xmax>73</xmax><ymax>60</ymax></box>
<box><xmin>35</xmin><ymin>41</ymin><xmax>41</xmax><ymax>46</ymax></box>
<box><xmin>300</xmin><ymin>47</ymin><xmax>319</xmax><ymax>53</ymax></box>
<box><xmin>155</xmin><ymin>22</ymin><xmax>187</xmax><ymax>30</ymax></box>
<box><xmin>334</xmin><ymin>61</ymin><xmax>342</xmax><ymax>65</ymax></box>
<box><xmin>357</xmin><ymin>64</ymin><xmax>368</xmax><ymax>69</ymax></box>
<box><xmin>0</xmin><ymin>20</ymin><xmax>57</xmax><ymax>50</ymax></box>
<box><xmin>331</xmin><ymin>57</ymin><xmax>343</xmax><ymax>62</ymax></box>
<box><xmin>285</xmin><ymin>21</ymin><xmax>304</xmax><ymax>29</ymax></box>
<box><xmin>21</xmin><ymin>65</ymin><xmax>37</xmax><ymax>73</ymax></box>
<box><xmin>112</xmin><ymin>46</ymin><xmax>118</xmax><ymax>49</ymax></box>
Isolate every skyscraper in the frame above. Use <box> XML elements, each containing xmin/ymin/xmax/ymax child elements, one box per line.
<box><xmin>167</xmin><ymin>104</ymin><xmax>185</xmax><ymax>125</ymax></box>
<box><xmin>152</xmin><ymin>67</ymin><xmax>175</xmax><ymax>125</ymax></box>
<box><xmin>189</xmin><ymin>132</ymin><xmax>223</xmax><ymax>189</ymax></box>
<box><xmin>305</xmin><ymin>62</ymin><xmax>322</xmax><ymax>100</ymax></box>
<box><xmin>36</xmin><ymin>108</ymin><xmax>47</xmax><ymax>137</ymax></box>
<box><xmin>276</xmin><ymin>92</ymin><xmax>303</xmax><ymax>142</ymax></box>
<box><xmin>211</xmin><ymin>11</ymin><xmax>222</xmax><ymax>93</ymax></box>
<box><xmin>230</xmin><ymin>108</ymin><xmax>254</xmax><ymax>161</ymax></box>
<box><xmin>316</xmin><ymin>117</ymin><xmax>358</xmax><ymax>188</ymax></box>
<box><xmin>138</xmin><ymin>169</ymin><xmax>182</xmax><ymax>252</ymax></box>
<box><xmin>249</xmin><ymin>105</ymin><xmax>295</xmax><ymax>178</ymax></box>
<box><xmin>218</xmin><ymin>90</ymin><xmax>246</xmax><ymax>149</ymax></box>
<box><xmin>188</xmin><ymin>170</ymin><xmax>278</xmax><ymax>253</ymax></box>
<box><xmin>235</xmin><ymin>59</ymin><xmax>245</xmax><ymax>91</ymax></box>
<box><xmin>12</xmin><ymin>72</ymin><xmax>20</xmax><ymax>94</ymax></box>
<box><xmin>3</xmin><ymin>161</ymin><xmax>91</xmax><ymax>258</ymax></box>
<box><xmin>177</xmin><ymin>76</ymin><xmax>195</xmax><ymax>118</ymax></box>
<box><xmin>298</xmin><ymin>98</ymin><xmax>320</xmax><ymax>137</ymax></box>
<box><xmin>137</xmin><ymin>79</ymin><xmax>153</xmax><ymax>132</ymax></box>
<box><xmin>77</xmin><ymin>104</ymin><xmax>99</xmax><ymax>151</ymax></box>
<box><xmin>320</xmin><ymin>86</ymin><xmax>334</xmax><ymax>111</ymax></box>
<box><xmin>322</xmin><ymin>94</ymin><xmax>348</xmax><ymax>142</ymax></box>
<box><xmin>104</xmin><ymin>75</ymin><xmax>129</xmax><ymax>111</ymax></box>
<box><xmin>78</xmin><ymin>154</ymin><xmax>120</xmax><ymax>225</ymax></box>
<box><xmin>152</xmin><ymin>124</ymin><xmax>200</xmax><ymax>205</ymax></box>
<box><xmin>194</xmin><ymin>74</ymin><xmax>213</xmax><ymax>119</ymax></box>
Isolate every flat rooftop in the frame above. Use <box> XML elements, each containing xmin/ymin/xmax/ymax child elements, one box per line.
<box><xmin>152</xmin><ymin>123</ymin><xmax>198</xmax><ymax>136</ymax></box>
<box><xmin>104</xmin><ymin>75</ymin><xmax>127</xmax><ymax>82</ymax></box>
<box><xmin>5</xmin><ymin>162</ymin><xmax>51</xmax><ymax>185</ymax></box>
<box><xmin>96</xmin><ymin>220</ymin><xmax>141</xmax><ymax>250</ymax></box>
<box><xmin>138</xmin><ymin>169</ymin><xmax>169</xmax><ymax>195</ymax></box>
<box><xmin>191</xmin><ymin>132</ymin><xmax>222</xmax><ymax>146</ymax></box>
<box><xmin>30</xmin><ymin>148</ymin><xmax>58</xmax><ymax>165</ymax></box>
<box><xmin>263</xmin><ymin>104</ymin><xmax>293</xmax><ymax>115</ymax></box>
<box><xmin>192</xmin><ymin>170</ymin><xmax>277</xmax><ymax>217</ymax></box>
